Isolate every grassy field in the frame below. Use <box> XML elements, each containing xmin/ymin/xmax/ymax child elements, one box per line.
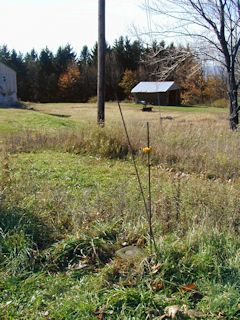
<box><xmin>0</xmin><ymin>102</ymin><xmax>239</xmax><ymax>319</ymax></box>
<box><xmin>25</xmin><ymin>101</ymin><xmax>228</xmax><ymax>125</ymax></box>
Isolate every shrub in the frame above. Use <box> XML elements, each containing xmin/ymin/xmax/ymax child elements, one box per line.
<box><xmin>211</xmin><ymin>98</ymin><xmax>228</xmax><ymax>108</ymax></box>
<box><xmin>88</xmin><ymin>96</ymin><xmax>97</xmax><ymax>103</ymax></box>
<box><xmin>38</xmin><ymin>233</ymin><xmax>116</xmax><ymax>272</ymax></box>
<box><xmin>0</xmin><ymin>207</ymin><xmax>57</xmax><ymax>250</ymax></box>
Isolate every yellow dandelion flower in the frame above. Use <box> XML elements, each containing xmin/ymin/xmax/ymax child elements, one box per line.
<box><xmin>142</xmin><ymin>146</ymin><xmax>152</xmax><ymax>154</ymax></box>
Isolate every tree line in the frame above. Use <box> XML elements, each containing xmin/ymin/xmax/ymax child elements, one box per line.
<box><xmin>0</xmin><ymin>36</ymin><xmax>227</xmax><ymax>104</ymax></box>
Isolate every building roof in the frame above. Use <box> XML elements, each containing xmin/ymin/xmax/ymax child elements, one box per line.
<box><xmin>131</xmin><ymin>81</ymin><xmax>179</xmax><ymax>93</ymax></box>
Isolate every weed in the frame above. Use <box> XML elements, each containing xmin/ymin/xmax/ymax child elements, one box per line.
<box><xmin>38</xmin><ymin>233</ymin><xmax>115</xmax><ymax>272</ymax></box>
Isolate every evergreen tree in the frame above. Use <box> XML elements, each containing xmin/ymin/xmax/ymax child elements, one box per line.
<box><xmin>9</xmin><ymin>50</ymin><xmax>26</xmax><ymax>101</ymax></box>
<box><xmin>0</xmin><ymin>45</ymin><xmax>11</xmax><ymax>64</ymax></box>
<box><xmin>89</xmin><ymin>42</ymin><xmax>98</xmax><ymax>66</ymax></box>
<box><xmin>79</xmin><ymin>45</ymin><xmax>91</xmax><ymax>66</ymax></box>
<box><xmin>39</xmin><ymin>47</ymin><xmax>57</xmax><ymax>102</ymax></box>
<box><xmin>55</xmin><ymin>44</ymin><xmax>76</xmax><ymax>76</ymax></box>
<box><xmin>24</xmin><ymin>50</ymin><xmax>40</xmax><ymax>101</ymax></box>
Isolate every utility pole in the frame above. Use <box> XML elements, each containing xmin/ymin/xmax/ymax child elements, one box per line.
<box><xmin>97</xmin><ymin>0</ymin><xmax>105</xmax><ymax>126</ymax></box>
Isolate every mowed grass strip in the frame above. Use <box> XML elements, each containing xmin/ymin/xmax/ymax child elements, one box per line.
<box><xmin>0</xmin><ymin>107</ymin><xmax>79</xmax><ymax>134</ymax></box>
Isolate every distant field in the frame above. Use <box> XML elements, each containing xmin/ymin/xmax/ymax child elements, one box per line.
<box><xmin>0</xmin><ymin>102</ymin><xmax>228</xmax><ymax>136</ymax></box>
<box><xmin>24</xmin><ymin>101</ymin><xmax>228</xmax><ymax>127</ymax></box>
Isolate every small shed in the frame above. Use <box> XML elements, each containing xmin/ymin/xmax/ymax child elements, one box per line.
<box><xmin>0</xmin><ymin>62</ymin><xmax>17</xmax><ymax>105</ymax></box>
<box><xmin>131</xmin><ymin>81</ymin><xmax>181</xmax><ymax>106</ymax></box>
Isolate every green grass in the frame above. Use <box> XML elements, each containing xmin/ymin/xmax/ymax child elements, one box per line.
<box><xmin>23</xmin><ymin>101</ymin><xmax>228</xmax><ymax>126</ymax></box>
<box><xmin>27</xmin><ymin>101</ymin><xmax>228</xmax><ymax>112</ymax></box>
<box><xmin>0</xmin><ymin>102</ymin><xmax>228</xmax><ymax>138</ymax></box>
<box><xmin>1</xmin><ymin>150</ymin><xmax>240</xmax><ymax>318</ymax></box>
<box><xmin>153</xmin><ymin>105</ymin><xmax>227</xmax><ymax>113</ymax></box>
<box><xmin>0</xmin><ymin>107</ymin><xmax>78</xmax><ymax>134</ymax></box>
<box><xmin>0</xmin><ymin>230</ymin><xmax>239</xmax><ymax>319</ymax></box>
<box><xmin>0</xmin><ymin>102</ymin><xmax>239</xmax><ymax>319</ymax></box>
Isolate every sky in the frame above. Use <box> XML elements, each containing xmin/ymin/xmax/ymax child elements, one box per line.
<box><xmin>0</xmin><ymin>0</ymin><xmax>150</xmax><ymax>55</ymax></box>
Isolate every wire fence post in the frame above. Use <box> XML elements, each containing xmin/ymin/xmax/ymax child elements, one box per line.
<box><xmin>117</xmin><ymin>100</ymin><xmax>158</xmax><ymax>255</ymax></box>
<box><xmin>146</xmin><ymin>122</ymin><xmax>157</xmax><ymax>254</ymax></box>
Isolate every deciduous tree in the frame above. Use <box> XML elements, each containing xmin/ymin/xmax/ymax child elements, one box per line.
<box><xmin>58</xmin><ymin>62</ymin><xmax>80</xmax><ymax>101</ymax></box>
<box><xmin>119</xmin><ymin>69</ymin><xmax>138</xmax><ymax>98</ymax></box>
<box><xmin>145</xmin><ymin>0</ymin><xmax>240</xmax><ymax>129</ymax></box>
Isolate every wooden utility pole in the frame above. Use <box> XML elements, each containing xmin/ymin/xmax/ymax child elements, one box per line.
<box><xmin>97</xmin><ymin>0</ymin><xmax>105</xmax><ymax>126</ymax></box>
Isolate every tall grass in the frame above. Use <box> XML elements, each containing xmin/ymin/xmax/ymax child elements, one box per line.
<box><xmin>3</xmin><ymin>118</ymin><xmax>240</xmax><ymax>180</ymax></box>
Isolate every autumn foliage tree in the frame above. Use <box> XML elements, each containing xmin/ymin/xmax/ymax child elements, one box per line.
<box><xmin>119</xmin><ymin>69</ymin><xmax>138</xmax><ymax>98</ymax></box>
<box><xmin>180</xmin><ymin>70</ymin><xmax>206</xmax><ymax>105</ymax></box>
<box><xmin>58</xmin><ymin>62</ymin><xmax>80</xmax><ymax>101</ymax></box>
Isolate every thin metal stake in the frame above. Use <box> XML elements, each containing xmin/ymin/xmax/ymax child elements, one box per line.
<box><xmin>117</xmin><ymin>100</ymin><xmax>158</xmax><ymax>255</ymax></box>
<box><xmin>146</xmin><ymin>122</ymin><xmax>157</xmax><ymax>254</ymax></box>
<box><xmin>117</xmin><ymin>100</ymin><xmax>149</xmax><ymax>217</ymax></box>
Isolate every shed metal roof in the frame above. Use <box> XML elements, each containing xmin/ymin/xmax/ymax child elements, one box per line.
<box><xmin>131</xmin><ymin>81</ymin><xmax>179</xmax><ymax>93</ymax></box>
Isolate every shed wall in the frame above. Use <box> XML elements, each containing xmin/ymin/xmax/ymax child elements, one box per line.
<box><xmin>0</xmin><ymin>63</ymin><xmax>17</xmax><ymax>105</ymax></box>
<box><xmin>133</xmin><ymin>90</ymin><xmax>181</xmax><ymax>106</ymax></box>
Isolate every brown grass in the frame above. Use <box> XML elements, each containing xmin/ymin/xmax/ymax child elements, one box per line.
<box><xmin>25</xmin><ymin>101</ymin><xmax>228</xmax><ymax>127</ymax></box>
<box><xmin>3</xmin><ymin>102</ymin><xmax>239</xmax><ymax>181</ymax></box>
